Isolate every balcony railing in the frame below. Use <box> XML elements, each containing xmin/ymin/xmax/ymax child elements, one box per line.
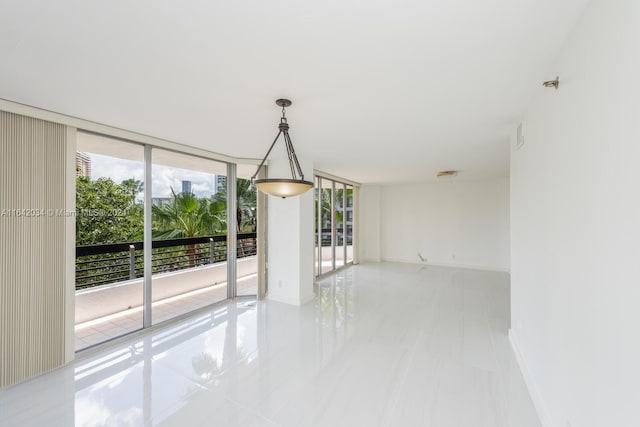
<box><xmin>76</xmin><ymin>233</ymin><xmax>257</xmax><ymax>290</ymax></box>
<box><xmin>317</xmin><ymin>227</ymin><xmax>354</xmax><ymax>247</ymax></box>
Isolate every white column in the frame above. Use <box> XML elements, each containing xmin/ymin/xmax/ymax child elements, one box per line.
<box><xmin>266</xmin><ymin>156</ymin><xmax>315</xmax><ymax>306</ymax></box>
<box><xmin>359</xmin><ymin>185</ymin><xmax>381</xmax><ymax>263</ymax></box>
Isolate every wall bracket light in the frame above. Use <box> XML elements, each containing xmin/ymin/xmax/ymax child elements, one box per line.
<box><xmin>251</xmin><ymin>99</ymin><xmax>313</xmax><ymax>198</ymax></box>
<box><xmin>543</xmin><ymin>77</ymin><xmax>560</xmax><ymax>89</ymax></box>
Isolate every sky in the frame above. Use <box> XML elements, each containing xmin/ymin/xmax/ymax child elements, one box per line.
<box><xmin>89</xmin><ymin>153</ymin><xmax>222</xmax><ymax>198</ymax></box>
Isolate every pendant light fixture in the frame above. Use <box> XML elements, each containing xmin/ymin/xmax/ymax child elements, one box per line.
<box><xmin>251</xmin><ymin>99</ymin><xmax>313</xmax><ymax>198</ymax></box>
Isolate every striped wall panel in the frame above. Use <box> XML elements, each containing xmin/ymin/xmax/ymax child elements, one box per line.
<box><xmin>0</xmin><ymin>111</ymin><xmax>69</xmax><ymax>388</ymax></box>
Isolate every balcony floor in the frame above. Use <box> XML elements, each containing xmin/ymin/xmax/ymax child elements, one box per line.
<box><xmin>75</xmin><ymin>274</ymin><xmax>257</xmax><ymax>350</ymax></box>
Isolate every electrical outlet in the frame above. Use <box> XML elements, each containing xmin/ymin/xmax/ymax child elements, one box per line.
<box><xmin>278</xmin><ymin>280</ymin><xmax>282</xmax><ymax>288</ymax></box>
<box><xmin>517</xmin><ymin>122</ymin><xmax>525</xmax><ymax>149</ymax></box>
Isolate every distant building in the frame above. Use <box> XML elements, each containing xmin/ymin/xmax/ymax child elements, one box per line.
<box><xmin>215</xmin><ymin>175</ymin><xmax>226</xmax><ymax>194</ymax></box>
<box><xmin>181</xmin><ymin>180</ymin><xmax>192</xmax><ymax>194</ymax></box>
<box><xmin>75</xmin><ymin>152</ymin><xmax>92</xmax><ymax>178</ymax></box>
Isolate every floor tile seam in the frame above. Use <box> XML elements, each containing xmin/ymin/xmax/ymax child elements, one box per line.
<box><xmin>264</xmin><ymin>357</ymin><xmax>354</xmax><ymax>422</ymax></box>
<box><xmin>149</xmin><ymin>354</ymin><xmax>210</xmax><ymax>390</ymax></box>
<box><xmin>379</xmin><ymin>329</ymin><xmax>423</xmax><ymax>427</ymax></box>
<box><xmin>221</xmin><ymin>393</ymin><xmax>282</xmax><ymax>426</ymax></box>
<box><xmin>146</xmin><ymin>385</ymin><xmax>225</xmax><ymax>427</ymax></box>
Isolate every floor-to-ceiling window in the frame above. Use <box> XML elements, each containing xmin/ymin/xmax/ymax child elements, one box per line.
<box><xmin>314</xmin><ymin>175</ymin><xmax>357</xmax><ymax>277</ymax></box>
<box><xmin>151</xmin><ymin>149</ymin><xmax>229</xmax><ymax>325</ymax></box>
<box><xmin>316</xmin><ymin>178</ymin><xmax>332</xmax><ymax>275</ymax></box>
<box><xmin>74</xmin><ymin>132</ymin><xmax>261</xmax><ymax>350</ymax></box>
<box><xmin>314</xmin><ymin>176</ymin><xmax>321</xmax><ymax>277</ymax></box>
<box><xmin>234</xmin><ymin>167</ymin><xmax>259</xmax><ymax>297</ymax></box>
<box><xmin>74</xmin><ymin>133</ymin><xmax>145</xmax><ymax>350</ymax></box>
<box><xmin>345</xmin><ymin>185</ymin><xmax>354</xmax><ymax>264</ymax></box>
<box><xmin>335</xmin><ymin>183</ymin><xmax>346</xmax><ymax>270</ymax></box>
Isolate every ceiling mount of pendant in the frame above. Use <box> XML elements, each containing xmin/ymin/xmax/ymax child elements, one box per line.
<box><xmin>250</xmin><ymin>99</ymin><xmax>314</xmax><ymax>198</ymax></box>
<box><xmin>275</xmin><ymin>98</ymin><xmax>292</xmax><ymax>108</ymax></box>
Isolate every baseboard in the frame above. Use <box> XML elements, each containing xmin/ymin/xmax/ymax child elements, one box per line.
<box><xmin>299</xmin><ymin>293</ymin><xmax>315</xmax><ymax>306</ymax></box>
<box><xmin>266</xmin><ymin>292</ymin><xmax>313</xmax><ymax>306</ymax></box>
<box><xmin>380</xmin><ymin>257</ymin><xmax>510</xmax><ymax>273</ymax></box>
<box><xmin>509</xmin><ymin>329</ymin><xmax>551</xmax><ymax>427</ymax></box>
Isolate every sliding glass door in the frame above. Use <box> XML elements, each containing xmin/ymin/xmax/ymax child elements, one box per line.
<box><xmin>151</xmin><ymin>149</ymin><xmax>229</xmax><ymax>325</ymax></box>
<box><xmin>314</xmin><ymin>176</ymin><xmax>357</xmax><ymax>277</ymax></box>
<box><xmin>345</xmin><ymin>185</ymin><xmax>354</xmax><ymax>264</ymax></box>
<box><xmin>74</xmin><ymin>133</ymin><xmax>145</xmax><ymax>350</ymax></box>
<box><xmin>74</xmin><ymin>132</ymin><xmax>262</xmax><ymax>351</ymax></box>
<box><xmin>235</xmin><ymin>165</ymin><xmax>259</xmax><ymax>297</ymax></box>
<box><xmin>315</xmin><ymin>176</ymin><xmax>321</xmax><ymax>277</ymax></box>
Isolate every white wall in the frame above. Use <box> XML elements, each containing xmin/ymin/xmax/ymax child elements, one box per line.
<box><xmin>374</xmin><ymin>179</ymin><xmax>510</xmax><ymax>271</ymax></box>
<box><xmin>266</xmin><ymin>157</ymin><xmax>315</xmax><ymax>306</ymax></box>
<box><xmin>359</xmin><ymin>185</ymin><xmax>382</xmax><ymax>262</ymax></box>
<box><xmin>510</xmin><ymin>1</ymin><xmax>640</xmax><ymax>426</ymax></box>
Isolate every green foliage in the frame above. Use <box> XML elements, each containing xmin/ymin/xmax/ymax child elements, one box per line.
<box><xmin>315</xmin><ymin>186</ymin><xmax>353</xmax><ymax>246</ymax></box>
<box><xmin>152</xmin><ymin>188</ymin><xmax>226</xmax><ymax>239</ymax></box>
<box><xmin>76</xmin><ymin>176</ymin><xmax>256</xmax><ymax>247</ymax></box>
<box><xmin>75</xmin><ymin>175</ymin><xmax>257</xmax><ymax>287</ymax></box>
<box><xmin>316</xmin><ymin>187</ymin><xmax>346</xmax><ymax>226</ymax></box>
<box><xmin>76</xmin><ymin>177</ymin><xmax>143</xmax><ymax>245</ymax></box>
<box><xmin>213</xmin><ymin>178</ymin><xmax>257</xmax><ymax>232</ymax></box>
<box><xmin>121</xmin><ymin>178</ymin><xmax>144</xmax><ymax>200</ymax></box>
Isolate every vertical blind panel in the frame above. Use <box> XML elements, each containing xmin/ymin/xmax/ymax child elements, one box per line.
<box><xmin>0</xmin><ymin>110</ymin><xmax>68</xmax><ymax>388</ymax></box>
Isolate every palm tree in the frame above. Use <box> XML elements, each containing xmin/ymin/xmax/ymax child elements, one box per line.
<box><xmin>212</xmin><ymin>178</ymin><xmax>257</xmax><ymax>233</ymax></box>
<box><xmin>153</xmin><ymin>188</ymin><xmax>226</xmax><ymax>266</ymax></box>
<box><xmin>213</xmin><ymin>178</ymin><xmax>257</xmax><ymax>257</ymax></box>
<box><xmin>316</xmin><ymin>187</ymin><xmax>345</xmax><ymax>246</ymax></box>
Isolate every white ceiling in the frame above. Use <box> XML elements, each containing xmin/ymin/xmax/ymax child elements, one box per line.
<box><xmin>0</xmin><ymin>0</ymin><xmax>589</xmax><ymax>184</ymax></box>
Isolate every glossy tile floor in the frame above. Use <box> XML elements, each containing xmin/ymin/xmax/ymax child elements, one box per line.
<box><xmin>0</xmin><ymin>263</ymin><xmax>540</xmax><ymax>427</ymax></box>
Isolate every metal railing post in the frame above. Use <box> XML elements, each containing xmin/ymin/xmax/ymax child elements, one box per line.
<box><xmin>129</xmin><ymin>244</ymin><xmax>136</xmax><ymax>279</ymax></box>
<box><xmin>76</xmin><ymin>233</ymin><xmax>255</xmax><ymax>289</ymax></box>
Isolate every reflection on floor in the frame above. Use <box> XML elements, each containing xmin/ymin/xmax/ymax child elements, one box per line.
<box><xmin>317</xmin><ymin>259</ymin><xmax>354</xmax><ymax>275</ymax></box>
<box><xmin>1</xmin><ymin>263</ymin><xmax>541</xmax><ymax>427</ymax></box>
<box><xmin>75</xmin><ymin>274</ymin><xmax>257</xmax><ymax>350</ymax></box>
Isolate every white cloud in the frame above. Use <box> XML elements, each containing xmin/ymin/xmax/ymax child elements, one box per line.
<box><xmin>90</xmin><ymin>154</ymin><xmax>144</xmax><ymax>184</ymax></box>
<box><xmin>88</xmin><ymin>153</ymin><xmax>221</xmax><ymax>198</ymax></box>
